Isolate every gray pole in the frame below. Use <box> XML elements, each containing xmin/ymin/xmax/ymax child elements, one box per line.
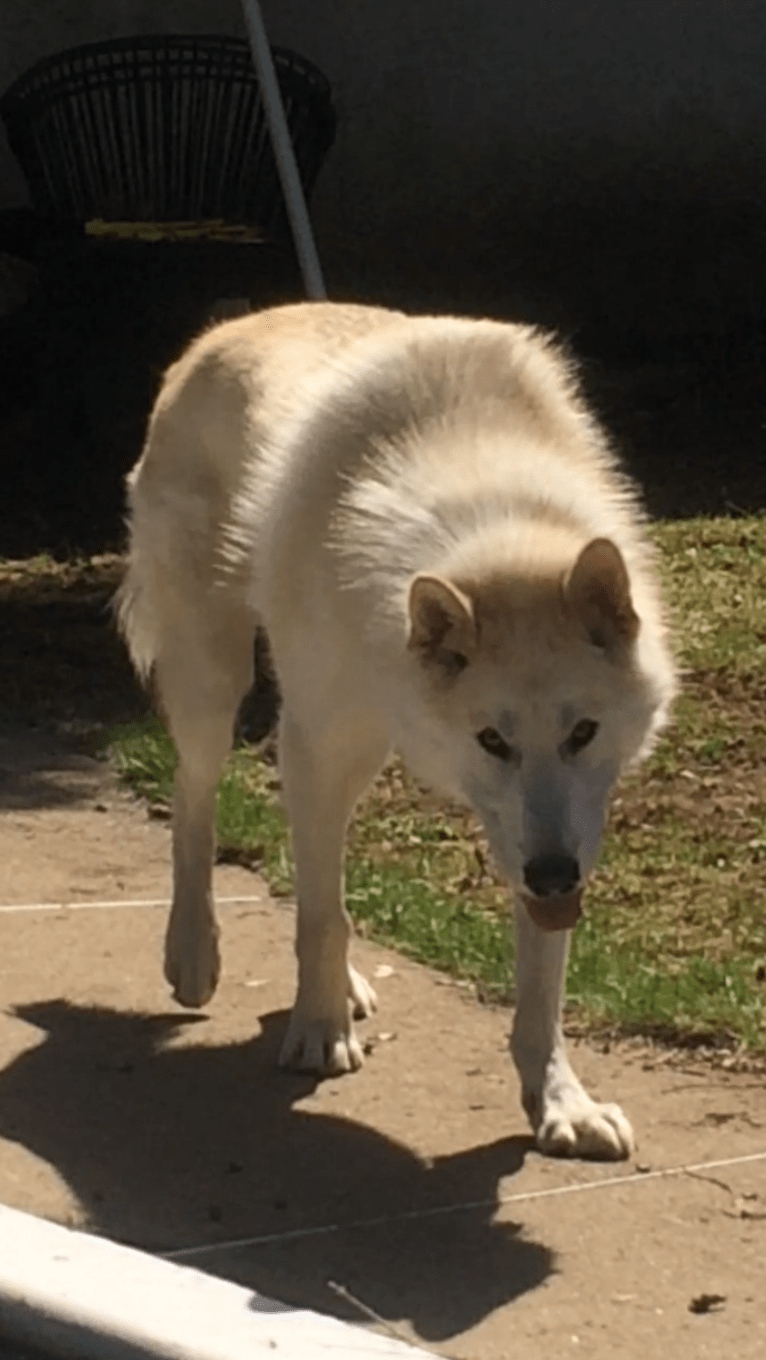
<box><xmin>240</xmin><ymin>0</ymin><xmax>328</xmax><ymax>300</ymax></box>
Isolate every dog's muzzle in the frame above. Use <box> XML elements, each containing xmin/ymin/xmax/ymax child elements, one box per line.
<box><xmin>522</xmin><ymin>853</ymin><xmax>583</xmax><ymax>931</ymax></box>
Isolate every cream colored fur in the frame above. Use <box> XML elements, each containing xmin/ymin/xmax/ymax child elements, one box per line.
<box><xmin>118</xmin><ymin>302</ymin><xmax>676</xmax><ymax>1160</ymax></box>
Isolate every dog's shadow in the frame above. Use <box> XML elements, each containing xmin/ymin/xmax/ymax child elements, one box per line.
<box><xmin>0</xmin><ymin>1000</ymin><xmax>553</xmax><ymax>1341</ymax></box>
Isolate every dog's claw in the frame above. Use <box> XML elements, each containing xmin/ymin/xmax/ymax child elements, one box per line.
<box><xmin>534</xmin><ymin>1095</ymin><xmax>634</xmax><ymax>1161</ymax></box>
<box><xmin>279</xmin><ymin>1013</ymin><xmax>364</xmax><ymax>1075</ymax></box>
<box><xmin>279</xmin><ymin>965</ymin><xmax>374</xmax><ymax>1074</ymax></box>
<box><xmin>348</xmin><ymin>964</ymin><xmax>377</xmax><ymax>1020</ymax></box>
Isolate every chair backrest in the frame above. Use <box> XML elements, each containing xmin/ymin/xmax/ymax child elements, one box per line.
<box><xmin>0</xmin><ymin>34</ymin><xmax>336</xmax><ymax>236</ymax></box>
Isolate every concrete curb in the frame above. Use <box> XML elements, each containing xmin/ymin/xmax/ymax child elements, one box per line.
<box><xmin>0</xmin><ymin>1206</ymin><xmax>432</xmax><ymax>1358</ymax></box>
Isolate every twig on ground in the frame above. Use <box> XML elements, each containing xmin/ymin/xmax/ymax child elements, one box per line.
<box><xmin>327</xmin><ymin>1279</ymin><xmax>457</xmax><ymax>1356</ymax></box>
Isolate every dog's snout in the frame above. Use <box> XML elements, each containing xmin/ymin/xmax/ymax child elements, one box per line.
<box><xmin>523</xmin><ymin>853</ymin><xmax>580</xmax><ymax>898</ymax></box>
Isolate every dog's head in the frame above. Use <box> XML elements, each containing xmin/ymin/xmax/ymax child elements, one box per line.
<box><xmin>399</xmin><ymin>536</ymin><xmax>674</xmax><ymax>929</ymax></box>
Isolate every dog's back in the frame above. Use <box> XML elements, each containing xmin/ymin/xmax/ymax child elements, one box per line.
<box><xmin>117</xmin><ymin>302</ymin><xmax>401</xmax><ymax>680</ymax></box>
<box><xmin>119</xmin><ymin>299</ymin><xmax>666</xmax><ymax>691</ymax></box>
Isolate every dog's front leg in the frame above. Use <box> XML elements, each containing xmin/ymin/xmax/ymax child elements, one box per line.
<box><xmin>278</xmin><ymin>711</ymin><xmax>384</xmax><ymax>1077</ymax></box>
<box><xmin>510</xmin><ymin>900</ymin><xmax>634</xmax><ymax>1159</ymax></box>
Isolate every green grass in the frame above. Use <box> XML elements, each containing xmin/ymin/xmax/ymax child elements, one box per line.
<box><xmin>107</xmin><ymin>514</ymin><xmax>766</xmax><ymax>1057</ymax></box>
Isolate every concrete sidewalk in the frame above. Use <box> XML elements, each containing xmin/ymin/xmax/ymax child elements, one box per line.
<box><xmin>0</xmin><ymin>1204</ymin><xmax>430</xmax><ymax>1359</ymax></box>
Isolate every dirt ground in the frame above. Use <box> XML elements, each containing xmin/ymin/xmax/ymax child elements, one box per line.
<box><xmin>1</xmin><ymin>724</ymin><xmax>765</xmax><ymax>1359</ymax></box>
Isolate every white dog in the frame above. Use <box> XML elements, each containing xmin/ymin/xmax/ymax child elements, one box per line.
<box><xmin>118</xmin><ymin>302</ymin><xmax>676</xmax><ymax>1159</ymax></box>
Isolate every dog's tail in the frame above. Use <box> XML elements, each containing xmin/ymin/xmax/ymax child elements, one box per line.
<box><xmin>115</xmin><ymin>425</ymin><xmax>250</xmax><ymax>688</ymax></box>
<box><xmin>114</xmin><ymin>323</ymin><xmax>264</xmax><ymax>688</ymax></box>
<box><xmin>114</xmin><ymin>463</ymin><xmax>166</xmax><ymax>685</ymax></box>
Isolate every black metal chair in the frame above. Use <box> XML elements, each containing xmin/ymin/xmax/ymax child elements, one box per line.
<box><xmin>0</xmin><ymin>34</ymin><xmax>336</xmax><ymax>239</ymax></box>
<box><xmin>0</xmin><ymin>35</ymin><xmax>336</xmax><ymax>551</ymax></box>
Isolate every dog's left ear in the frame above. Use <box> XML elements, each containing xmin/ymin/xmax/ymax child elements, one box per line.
<box><xmin>408</xmin><ymin>574</ymin><xmax>476</xmax><ymax>675</ymax></box>
<box><xmin>565</xmin><ymin>538</ymin><xmax>639</xmax><ymax>650</ymax></box>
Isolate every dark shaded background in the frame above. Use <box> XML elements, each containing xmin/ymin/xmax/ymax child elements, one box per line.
<box><xmin>1</xmin><ymin>209</ymin><xmax>765</xmax><ymax>561</ymax></box>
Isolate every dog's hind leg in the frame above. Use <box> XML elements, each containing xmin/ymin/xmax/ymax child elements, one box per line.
<box><xmin>510</xmin><ymin>902</ymin><xmax>634</xmax><ymax>1160</ymax></box>
<box><xmin>277</xmin><ymin>708</ymin><xmax>388</xmax><ymax>1076</ymax></box>
<box><xmin>156</xmin><ymin>604</ymin><xmax>256</xmax><ymax>1008</ymax></box>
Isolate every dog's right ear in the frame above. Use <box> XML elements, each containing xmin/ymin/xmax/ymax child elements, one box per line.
<box><xmin>407</xmin><ymin>574</ymin><xmax>476</xmax><ymax>675</ymax></box>
<box><xmin>564</xmin><ymin>537</ymin><xmax>639</xmax><ymax>651</ymax></box>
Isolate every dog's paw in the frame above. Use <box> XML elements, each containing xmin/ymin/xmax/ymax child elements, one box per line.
<box><xmin>164</xmin><ymin>915</ymin><xmax>220</xmax><ymax>1009</ymax></box>
<box><xmin>532</xmin><ymin>1089</ymin><xmax>634</xmax><ymax>1161</ymax></box>
<box><xmin>348</xmin><ymin>964</ymin><xmax>377</xmax><ymax>1020</ymax></box>
<box><xmin>279</xmin><ymin>1007</ymin><xmax>364</xmax><ymax>1076</ymax></box>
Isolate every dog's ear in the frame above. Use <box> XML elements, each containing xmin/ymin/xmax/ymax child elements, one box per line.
<box><xmin>565</xmin><ymin>538</ymin><xmax>639</xmax><ymax>650</ymax></box>
<box><xmin>407</xmin><ymin>574</ymin><xmax>476</xmax><ymax>674</ymax></box>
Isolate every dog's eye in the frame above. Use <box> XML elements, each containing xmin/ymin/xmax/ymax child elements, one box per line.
<box><xmin>447</xmin><ymin>651</ymin><xmax>468</xmax><ymax>675</ymax></box>
<box><xmin>477</xmin><ymin>727</ymin><xmax>514</xmax><ymax>761</ymax></box>
<box><xmin>564</xmin><ymin>719</ymin><xmax>599</xmax><ymax>755</ymax></box>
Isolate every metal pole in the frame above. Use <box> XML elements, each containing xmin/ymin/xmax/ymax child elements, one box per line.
<box><xmin>240</xmin><ymin>0</ymin><xmax>327</xmax><ymax>300</ymax></box>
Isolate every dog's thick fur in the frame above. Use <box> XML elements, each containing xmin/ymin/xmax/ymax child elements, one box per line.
<box><xmin>118</xmin><ymin>302</ymin><xmax>676</xmax><ymax>1159</ymax></box>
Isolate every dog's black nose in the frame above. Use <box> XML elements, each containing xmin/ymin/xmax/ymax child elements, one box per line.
<box><xmin>523</xmin><ymin>853</ymin><xmax>580</xmax><ymax>897</ymax></box>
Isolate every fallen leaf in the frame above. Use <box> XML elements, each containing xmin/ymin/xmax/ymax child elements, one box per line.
<box><xmin>689</xmin><ymin>1293</ymin><xmax>726</xmax><ymax>1315</ymax></box>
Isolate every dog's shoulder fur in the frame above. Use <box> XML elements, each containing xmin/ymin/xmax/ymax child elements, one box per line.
<box><xmin>120</xmin><ymin>300</ymin><xmax>674</xmax><ymax>727</ymax></box>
